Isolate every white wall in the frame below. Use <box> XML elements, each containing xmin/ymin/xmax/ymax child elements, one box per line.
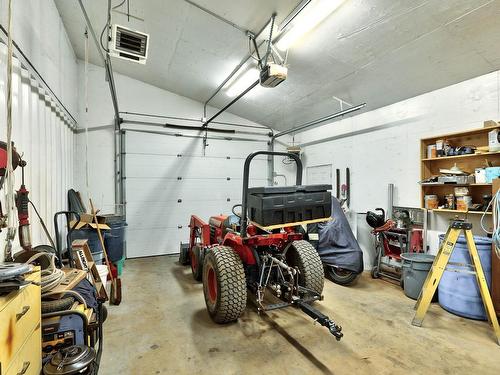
<box><xmin>0</xmin><ymin>0</ymin><xmax>79</xmax><ymax>117</ymax></box>
<box><xmin>75</xmin><ymin>62</ymin><xmax>275</xmax><ymax>214</ymax></box>
<box><xmin>0</xmin><ymin>0</ymin><xmax>78</xmax><ymax>263</ymax></box>
<box><xmin>296</xmin><ymin>70</ymin><xmax>500</xmax><ymax>269</ymax></box>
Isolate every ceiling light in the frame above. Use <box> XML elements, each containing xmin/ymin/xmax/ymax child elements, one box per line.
<box><xmin>226</xmin><ymin>68</ymin><xmax>259</xmax><ymax>97</ymax></box>
<box><xmin>276</xmin><ymin>0</ymin><xmax>346</xmax><ymax>51</ymax></box>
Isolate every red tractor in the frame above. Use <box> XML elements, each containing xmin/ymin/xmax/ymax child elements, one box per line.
<box><xmin>186</xmin><ymin>151</ymin><xmax>343</xmax><ymax>340</ymax></box>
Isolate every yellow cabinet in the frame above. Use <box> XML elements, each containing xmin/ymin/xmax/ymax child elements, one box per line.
<box><xmin>0</xmin><ymin>267</ymin><xmax>41</xmax><ymax>375</ymax></box>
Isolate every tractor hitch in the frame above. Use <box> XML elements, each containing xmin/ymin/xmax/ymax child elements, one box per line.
<box><xmin>296</xmin><ymin>300</ymin><xmax>343</xmax><ymax>341</ymax></box>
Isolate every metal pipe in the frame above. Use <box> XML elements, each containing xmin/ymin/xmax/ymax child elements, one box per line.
<box><xmin>202</xmin><ymin>80</ymin><xmax>259</xmax><ymax>127</ymax></box>
<box><xmin>122</xmin><ymin>128</ymin><xmax>268</xmax><ymax>143</ymax></box>
<box><xmin>77</xmin><ymin>0</ymin><xmax>120</xmax><ymax>118</ymax></box>
<box><xmin>184</xmin><ymin>0</ymin><xmax>249</xmax><ymax>34</ymax></box>
<box><xmin>279</xmin><ymin>0</ymin><xmax>312</xmax><ymax>31</ymax></box>
<box><xmin>388</xmin><ymin>183</ymin><xmax>394</xmax><ymax>220</ymax></box>
<box><xmin>202</xmin><ymin>14</ymin><xmax>275</xmax><ymax>118</ymax></box>
<box><xmin>119</xmin><ymin>111</ymin><xmax>270</xmax><ymax>130</ymax></box>
<box><xmin>121</xmin><ymin>119</ymin><xmax>269</xmax><ymax>137</ymax></box>
<box><xmin>273</xmin><ymin>103</ymin><xmax>366</xmax><ymax>139</ymax></box>
<box><xmin>298</xmin><ymin>115</ymin><xmax>424</xmax><ymax>148</ymax></box>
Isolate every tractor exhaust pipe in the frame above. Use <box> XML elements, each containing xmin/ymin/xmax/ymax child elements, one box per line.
<box><xmin>296</xmin><ymin>300</ymin><xmax>343</xmax><ymax>341</ymax></box>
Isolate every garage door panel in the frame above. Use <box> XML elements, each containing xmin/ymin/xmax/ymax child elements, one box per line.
<box><xmin>127</xmin><ymin>227</ymin><xmax>186</xmax><ymax>258</ymax></box>
<box><xmin>125</xmin><ymin>132</ymin><xmax>269</xmax><ymax>257</ymax></box>
<box><xmin>126</xmin><ymin>178</ymin><xmax>246</xmax><ymax>203</ymax></box>
<box><xmin>125</xmin><ymin>132</ymin><xmax>205</xmax><ymax>155</ymax></box>
<box><xmin>126</xmin><ymin>154</ymin><xmax>267</xmax><ymax>180</ymax></box>
<box><xmin>126</xmin><ymin>200</ymin><xmax>241</xmax><ymax>230</ymax></box>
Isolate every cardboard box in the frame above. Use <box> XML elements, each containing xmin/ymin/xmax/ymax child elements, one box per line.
<box><xmin>70</xmin><ymin>213</ymin><xmax>110</xmax><ymax>230</ymax></box>
<box><xmin>484</xmin><ymin>120</ymin><xmax>499</xmax><ymax>128</ymax></box>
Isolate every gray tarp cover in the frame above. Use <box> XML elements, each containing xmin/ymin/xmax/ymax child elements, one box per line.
<box><xmin>313</xmin><ymin>198</ymin><xmax>364</xmax><ymax>274</ymax></box>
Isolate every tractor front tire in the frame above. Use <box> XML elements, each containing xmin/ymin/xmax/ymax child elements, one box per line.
<box><xmin>190</xmin><ymin>245</ymin><xmax>203</xmax><ymax>281</ymax></box>
<box><xmin>202</xmin><ymin>246</ymin><xmax>247</xmax><ymax>323</ymax></box>
<box><xmin>287</xmin><ymin>240</ymin><xmax>324</xmax><ymax>295</ymax></box>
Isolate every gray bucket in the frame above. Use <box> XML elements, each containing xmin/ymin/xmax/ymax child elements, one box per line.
<box><xmin>401</xmin><ymin>253</ymin><xmax>435</xmax><ymax>300</ymax></box>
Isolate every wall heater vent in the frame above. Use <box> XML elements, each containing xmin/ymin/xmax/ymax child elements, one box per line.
<box><xmin>109</xmin><ymin>24</ymin><xmax>149</xmax><ymax>64</ymax></box>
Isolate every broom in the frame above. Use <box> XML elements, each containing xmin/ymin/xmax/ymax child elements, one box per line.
<box><xmin>90</xmin><ymin>199</ymin><xmax>122</xmax><ymax>305</ymax></box>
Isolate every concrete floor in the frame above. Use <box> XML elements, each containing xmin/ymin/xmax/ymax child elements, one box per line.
<box><xmin>100</xmin><ymin>256</ymin><xmax>500</xmax><ymax>375</ymax></box>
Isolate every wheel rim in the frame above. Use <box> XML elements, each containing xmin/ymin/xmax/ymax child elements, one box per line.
<box><xmin>207</xmin><ymin>266</ymin><xmax>217</xmax><ymax>303</ymax></box>
<box><xmin>332</xmin><ymin>267</ymin><xmax>351</xmax><ymax>277</ymax></box>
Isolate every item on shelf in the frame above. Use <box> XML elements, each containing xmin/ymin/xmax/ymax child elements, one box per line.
<box><xmin>424</xmin><ymin>195</ymin><xmax>439</xmax><ymax>209</ymax></box>
<box><xmin>427</xmin><ymin>144</ymin><xmax>437</xmax><ymax>159</ymax></box>
<box><xmin>475</xmin><ymin>168</ymin><xmax>487</xmax><ymax>183</ymax></box>
<box><xmin>439</xmin><ymin>163</ymin><xmax>467</xmax><ymax>175</ymax></box>
<box><xmin>454</xmin><ymin>186</ymin><xmax>470</xmax><ymax>196</ymax></box>
<box><xmin>456</xmin><ymin>146</ymin><xmax>476</xmax><ymax>155</ymax></box>
<box><xmin>437</xmin><ymin>175</ymin><xmax>475</xmax><ymax>184</ymax></box>
<box><xmin>476</xmin><ymin>145</ymin><xmax>490</xmax><ymax>154</ymax></box>
<box><xmin>456</xmin><ymin>195</ymin><xmax>472</xmax><ymax>211</ymax></box>
<box><xmin>444</xmin><ymin>194</ymin><xmax>455</xmax><ymax>209</ymax></box>
<box><xmin>485</xmin><ymin>167</ymin><xmax>500</xmax><ymax>183</ymax></box>
<box><xmin>483</xmin><ymin>194</ymin><xmax>493</xmax><ymax>211</ymax></box>
<box><xmin>488</xmin><ymin>129</ymin><xmax>500</xmax><ymax>152</ymax></box>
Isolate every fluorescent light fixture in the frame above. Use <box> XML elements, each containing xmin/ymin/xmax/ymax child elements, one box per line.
<box><xmin>276</xmin><ymin>0</ymin><xmax>346</xmax><ymax>51</ymax></box>
<box><xmin>226</xmin><ymin>68</ymin><xmax>259</xmax><ymax>97</ymax></box>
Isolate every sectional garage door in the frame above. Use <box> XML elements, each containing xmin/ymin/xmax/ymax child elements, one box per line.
<box><xmin>124</xmin><ymin>130</ymin><xmax>269</xmax><ymax>258</ymax></box>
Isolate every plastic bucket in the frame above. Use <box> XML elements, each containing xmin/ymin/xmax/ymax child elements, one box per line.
<box><xmin>104</xmin><ymin>221</ymin><xmax>127</xmax><ymax>263</ymax></box>
<box><xmin>401</xmin><ymin>253</ymin><xmax>435</xmax><ymax>300</ymax></box>
<box><xmin>438</xmin><ymin>234</ymin><xmax>492</xmax><ymax>320</ymax></box>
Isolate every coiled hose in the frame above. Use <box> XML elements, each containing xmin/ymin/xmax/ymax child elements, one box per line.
<box><xmin>25</xmin><ymin>252</ymin><xmax>87</xmax><ymax>309</ymax></box>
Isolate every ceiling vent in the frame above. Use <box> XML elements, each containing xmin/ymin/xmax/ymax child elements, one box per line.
<box><xmin>109</xmin><ymin>24</ymin><xmax>149</xmax><ymax>64</ymax></box>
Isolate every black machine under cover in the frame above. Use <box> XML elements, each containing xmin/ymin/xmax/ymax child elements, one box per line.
<box><xmin>307</xmin><ymin>197</ymin><xmax>364</xmax><ymax>274</ymax></box>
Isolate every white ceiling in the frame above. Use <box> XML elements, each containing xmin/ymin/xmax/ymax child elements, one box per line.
<box><xmin>55</xmin><ymin>0</ymin><xmax>500</xmax><ymax>131</ymax></box>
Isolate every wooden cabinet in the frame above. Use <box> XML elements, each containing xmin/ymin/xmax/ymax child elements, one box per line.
<box><xmin>0</xmin><ymin>267</ymin><xmax>41</xmax><ymax>375</ymax></box>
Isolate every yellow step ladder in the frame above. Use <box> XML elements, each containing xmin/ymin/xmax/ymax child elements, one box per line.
<box><xmin>411</xmin><ymin>219</ymin><xmax>500</xmax><ymax>345</ymax></box>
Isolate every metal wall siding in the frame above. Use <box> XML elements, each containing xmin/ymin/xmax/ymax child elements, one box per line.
<box><xmin>0</xmin><ymin>45</ymin><xmax>74</xmax><ymax>261</ymax></box>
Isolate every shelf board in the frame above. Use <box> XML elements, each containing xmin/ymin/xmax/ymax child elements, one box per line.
<box><xmin>430</xmin><ymin>208</ymin><xmax>492</xmax><ymax>215</ymax></box>
<box><xmin>421</xmin><ymin>183</ymin><xmax>492</xmax><ymax>187</ymax></box>
<box><xmin>420</xmin><ymin>124</ymin><xmax>500</xmax><ymax>142</ymax></box>
<box><xmin>421</xmin><ymin>151</ymin><xmax>500</xmax><ymax>161</ymax></box>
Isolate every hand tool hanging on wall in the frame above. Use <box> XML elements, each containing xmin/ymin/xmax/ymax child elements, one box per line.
<box><xmin>15</xmin><ymin>158</ymin><xmax>31</xmax><ymax>250</ymax></box>
<box><xmin>336</xmin><ymin>168</ymin><xmax>351</xmax><ymax>210</ymax></box>
<box><xmin>0</xmin><ymin>141</ymin><xmax>20</xmax><ymax>231</ymax></box>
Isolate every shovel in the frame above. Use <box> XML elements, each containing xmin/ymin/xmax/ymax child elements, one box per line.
<box><xmin>90</xmin><ymin>199</ymin><xmax>122</xmax><ymax>305</ymax></box>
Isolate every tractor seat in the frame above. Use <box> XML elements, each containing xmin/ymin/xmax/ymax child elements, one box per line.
<box><xmin>222</xmin><ymin>214</ymin><xmax>240</xmax><ymax>234</ymax></box>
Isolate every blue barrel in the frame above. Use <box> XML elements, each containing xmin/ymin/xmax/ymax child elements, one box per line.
<box><xmin>438</xmin><ymin>234</ymin><xmax>492</xmax><ymax>320</ymax></box>
<box><xmin>104</xmin><ymin>221</ymin><xmax>127</xmax><ymax>262</ymax></box>
<box><xmin>72</xmin><ymin>228</ymin><xmax>104</xmax><ymax>263</ymax></box>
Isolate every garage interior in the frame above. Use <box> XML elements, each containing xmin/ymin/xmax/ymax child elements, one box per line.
<box><xmin>1</xmin><ymin>0</ymin><xmax>500</xmax><ymax>374</ymax></box>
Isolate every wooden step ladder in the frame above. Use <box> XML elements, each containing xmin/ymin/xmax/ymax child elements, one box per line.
<box><xmin>411</xmin><ymin>219</ymin><xmax>500</xmax><ymax>345</ymax></box>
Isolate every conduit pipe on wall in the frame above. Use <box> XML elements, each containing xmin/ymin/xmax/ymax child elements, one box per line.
<box><xmin>272</xmin><ymin>103</ymin><xmax>366</xmax><ymax>139</ymax></box>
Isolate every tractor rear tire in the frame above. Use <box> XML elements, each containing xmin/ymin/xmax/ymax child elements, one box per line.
<box><xmin>287</xmin><ymin>240</ymin><xmax>324</xmax><ymax>295</ymax></box>
<box><xmin>202</xmin><ymin>246</ymin><xmax>247</xmax><ymax>323</ymax></box>
<box><xmin>190</xmin><ymin>245</ymin><xmax>203</xmax><ymax>281</ymax></box>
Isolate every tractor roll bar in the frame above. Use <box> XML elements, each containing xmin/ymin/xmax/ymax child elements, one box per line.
<box><xmin>241</xmin><ymin>151</ymin><xmax>303</xmax><ymax>237</ymax></box>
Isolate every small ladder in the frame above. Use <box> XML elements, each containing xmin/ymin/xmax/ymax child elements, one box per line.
<box><xmin>411</xmin><ymin>219</ymin><xmax>500</xmax><ymax>345</ymax></box>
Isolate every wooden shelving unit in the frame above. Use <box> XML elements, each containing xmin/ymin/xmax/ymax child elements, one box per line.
<box><xmin>420</xmin><ymin>124</ymin><xmax>500</xmax><ymax>209</ymax></box>
<box><xmin>421</xmin><ymin>124</ymin><xmax>500</xmax><ymax>317</ymax></box>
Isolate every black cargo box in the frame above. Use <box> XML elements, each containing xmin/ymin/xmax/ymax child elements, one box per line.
<box><xmin>247</xmin><ymin>184</ymin><xmax>332</xmax><ymax>227</ymax></box>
